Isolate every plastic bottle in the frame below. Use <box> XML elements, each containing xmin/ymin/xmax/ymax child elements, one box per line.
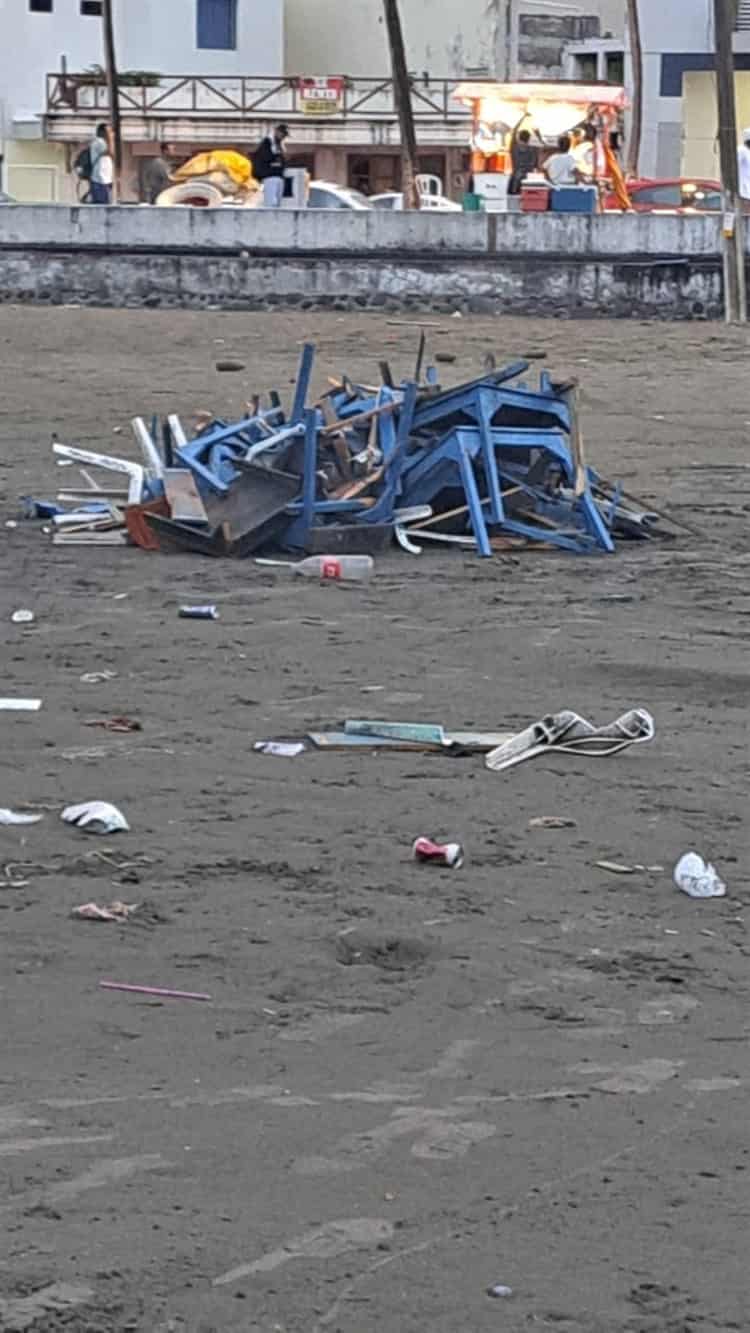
<box><xmin>257</xmin><ymin>555</ymin><xmax>374</xmax><ymax>581</ymax></box>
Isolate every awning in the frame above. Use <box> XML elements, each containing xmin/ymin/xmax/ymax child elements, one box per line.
<box><xmin>454</xmin><ymin>81</ymin><xmax>628</xmax><ymax>140</ymax></box>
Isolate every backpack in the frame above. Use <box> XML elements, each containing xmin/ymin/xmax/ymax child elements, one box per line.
<box><xmin>74</xmin><ymin>145</ymin><xmax>93</xmax><ymax>181</ymax></box>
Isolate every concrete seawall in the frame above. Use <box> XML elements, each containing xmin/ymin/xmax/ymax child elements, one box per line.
<box><xmin>0</xmin><ymin>206</ymin><xmax>742</xmax><ymax>318</ymax></box>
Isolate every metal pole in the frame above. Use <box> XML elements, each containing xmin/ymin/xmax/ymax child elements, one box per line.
<box><xmin>101</xmin><ymin>0</ymin><xmax>122</xmax><ymax>200</ymax></box>
<box><xmin>713</xmin><ymin>0</ymin><xmax>746</xmax><ymax>323</ymax></box>
<box><xmin>382</xmin><ymin>0</ymin><xmax>421</xmax><ymax>209</ymax></box>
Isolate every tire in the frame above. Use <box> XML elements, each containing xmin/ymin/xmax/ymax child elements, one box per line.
<box><xmin>155</xmin><ymin>180</ymin><xmax>225</xmax><ymax>208</ymax></box>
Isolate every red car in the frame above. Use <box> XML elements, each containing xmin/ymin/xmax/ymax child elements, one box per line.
<box><xmin>603</xmin><ymin>178</ymin><xmax>722</xmax><ymax>213</ymax></box>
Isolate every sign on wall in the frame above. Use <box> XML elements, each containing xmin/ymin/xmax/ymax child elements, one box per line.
<box><xmin>298</xmin><ymin>77</ymin><xmax>344</xmax><ymax>115</ymax></box>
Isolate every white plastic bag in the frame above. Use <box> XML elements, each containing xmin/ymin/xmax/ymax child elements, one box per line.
<box><xmin>62</xmin><ymin>801</ymin><xmax>130</xmax><ymax>835</ymax></box>
<box><xmin>674</xmin><ymin>852</ymin><xmax>726</xmax><ymax>899</ymax></box>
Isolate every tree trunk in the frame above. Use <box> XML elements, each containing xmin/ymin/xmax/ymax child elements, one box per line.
<box><xmin>382</xmin><ymin>0</ymin><xmax>420</xmax><ymax>209</ymax></box>
<box><xmin>101</xmin><ymin>0</ymin><xmax>122</xmax><ymax>196</ymax></box>
<box><xmin>625</xmin><ymin>0</ymin><xmax>642</xmax><ymax>176</ymax></box>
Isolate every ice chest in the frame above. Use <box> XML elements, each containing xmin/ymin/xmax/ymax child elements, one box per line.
<box><xmin>520</xmin><ymin>185</ymin><xmax>550</xmax><ymax>213</ymax></box>
<box><xmin>551</xmin><ymin>186</ymin><xmax>598</xmax><ymax>214</ymax></box>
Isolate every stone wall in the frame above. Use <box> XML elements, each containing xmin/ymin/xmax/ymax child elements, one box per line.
<box><xmin>0</xmin><ymin>205</ymin><xmax>740</xmax><ymax>319</ymax></box>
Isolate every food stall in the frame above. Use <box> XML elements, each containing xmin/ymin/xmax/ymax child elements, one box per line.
<box><xmin>453</xmin><ymin>80</ymin><xmax>630</xmax><ymax>214</ymax></box>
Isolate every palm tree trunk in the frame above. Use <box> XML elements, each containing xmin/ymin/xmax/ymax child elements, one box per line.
<box><xmin>626</xmin><ymin>0</ymin><xmax>643</xmax><ymax>176</ymax></box>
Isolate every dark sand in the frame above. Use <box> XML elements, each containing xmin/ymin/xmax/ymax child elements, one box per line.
<box><xmin>1</xmin><ymin>308</ymin><xmax>749</xmax><ymax>1332</ymax></box>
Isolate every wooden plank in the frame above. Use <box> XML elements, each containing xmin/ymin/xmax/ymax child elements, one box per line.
<box><xmin>409</xmin><ymin>487</ymin><xmax>522</xmax><ymax>530</ymax></box>
<box><xmin>333</xmin><ymin>467</ymin><xmax>384</xmax><ymax>501</ymax></box>
<box><xmin>163</xmin><ymin>468</ymin><xmax>208</xmax><ymax>524</ymax></box>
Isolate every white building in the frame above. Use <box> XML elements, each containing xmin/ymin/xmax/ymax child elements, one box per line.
<box><xmin>1</xmin><ymin>0</ymin><xmax>626</xmax><ymax>202</ymax></box>
<box><xmin>0</xmin><ymin>0</ymin><xmax>283</xmax><ymax>200</ymax></box>
<box><xmin>627</xmin><ymin>0</ymin><xmax>750</xmax><ymax>179</ymax></box>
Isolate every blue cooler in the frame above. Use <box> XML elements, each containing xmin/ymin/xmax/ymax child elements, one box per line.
<box><xmin>551</xmin><ymin>186</ymin><xmax>598</xmax><ymax>214</ymax></box>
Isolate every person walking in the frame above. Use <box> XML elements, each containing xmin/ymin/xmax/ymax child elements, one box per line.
<box><xmin>143</xmin><ymin>142</ymin><xmax>172</xmax><ymax>205</ymax></box>
<box><xmin>89</xmin><ymin>123</ymin><xmax>114</xmax><ymax>204</ymax></box>
<box><xmin>252</xmin><ymin>124</ymin><xmax>289</xmax><ymax>207</ymax></box>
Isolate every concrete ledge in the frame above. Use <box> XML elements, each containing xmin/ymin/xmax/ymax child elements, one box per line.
<box><xmin>0</xmin><ymin>203</ymin><xmax>733</xmax><ymax>256</ymax></box>
<box><xmin>0</xmin><ymin>205</ymin><xmax>738</xmax><ymax>318</ymax></box>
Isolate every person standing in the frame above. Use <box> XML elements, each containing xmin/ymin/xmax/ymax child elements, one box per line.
<box><xmin>89</xmin><ymin>123</ymin><xmax>114</xmax><ymax>204</ymax></box>
<box><xmin>252</xmin><ymin>124</ymin><xmax>289</xmax><ymax>207</ymax></box>
<box><xmin>143</xmin><ymin>142</ymin><xmax>172</xmax><ymax>205</ymax></box>
<box><xmin>544</xmin><ymin>135</ymin><xmax>582</xmax><ymax>187</ymax></box>
<box><xmin>572</xmin><ymin>122</ymin><xmax>606</xmax><ymax>184</ymax></box>
<box><xmin>509</xmin><ymin>129</ymin><xmax>539</xmax><ymax>195</ymax></box>
<box><xmin>738</xmin><ymin>127</ymin><xmax>750</xmax><ymax>201</ymax></box>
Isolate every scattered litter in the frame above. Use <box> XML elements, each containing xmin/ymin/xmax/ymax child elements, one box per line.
<box><xmin>100</xmin><ymin>980</ymin><xmax>211</xmax><ymax>1001</ymax></box>
<box><xmin>529</xmin><ymin>816</ymin><xmax>577</xmax><ymax>829</ymax></box>
<box><xmin>596</xmin><ymin>860</ymin><xmax>637</xmax><ymax>874</ymax></box>
<box><xmin>25</xmin><ymin>345</ymin><xmax>668</xmax><ymax>565</ymax></box>
<box><xmin>62</xmin><ymin>801</ymin><xmax>130</xmax><ymax>835</ymax></box>
<box><xmin>413</xmin><ymin>836</ymin><xmax>464</xmax><ymax>869</ymax></box>
<box><xmin>674</xmin><ymin>852</ymin><xmax>726</xmax><ymax>899</ymax></box>
<box><xmin>73</xmin><ymin>901</ymin><xmax>138</xmax><ymax>922</ymax></box>
<box><xmin>487</xmin><ymin>1284</ymin><xmax>513</xmax><ymax>1299</ymax></box>
<box><xmin>11</xmin><ymin>609</ymin><xmax>34</xmax><ymax>624</ymax></box>
<box><xmin>82</xmin><ymin>717</ymin><xmax>142</xmax><ymax>733</ymax></box>
<box><xmin>0</xmin><ymin>698</ymin><xmax>42</xmax><ymax>711</ymax></box>
<box><xmin>254</xmin><ymin>741</ymin><xmax>307</xmax><ymax>758</ymax></box>
<box><xmin>79</xmin><ymin>670</ymin><xmax>117</xmax><ymax>684</ymax></box>
<box><xmin>486</xmin><ymin>707</ymin><xmax>654</xmax><ymax>772</ymax></box>
<box><xmin>178</xmin><ymin>605</ymin><xmax>219</xmax><ymax>620</ymax></box>
<box><xmin>0</xmin><ymin>809</ymin><xmax>43</xmax><ymax>825</ymax></box>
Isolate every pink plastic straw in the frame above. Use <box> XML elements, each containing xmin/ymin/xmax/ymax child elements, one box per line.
<box><xmin>100</xmin><ymin>980</ymin><xmax>212</xmax><ymax>1001</ymax></box>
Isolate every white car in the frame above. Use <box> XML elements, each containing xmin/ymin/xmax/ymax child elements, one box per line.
<box><xmin>306</xmin><ymin>181</ymin><xmax>372</xmax><ymax>210</ymax></box>
<box><xmin>370</xmin><ymin>191</ymin><xmax>461</xmax><ymax>212</ymax></box>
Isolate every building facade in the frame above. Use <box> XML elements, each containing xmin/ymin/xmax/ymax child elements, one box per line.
<box><xmin>629</xmin><ymin>0</ymin><xmax>750</xmax><ymax>179</ymax></box>
<box><xmin>2</xmin><ymin>0</ymin><xmax>626</xmax><ymax>202</ymax></box>
<box><xmin>0</xmin><ymin>0</ymin><xmax>283</xmax><ymax>199</ymax></box>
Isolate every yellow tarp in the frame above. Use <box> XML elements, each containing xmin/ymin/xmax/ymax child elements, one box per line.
<box><xmin>172</xmin><ymin>150</ymin><xmax>256</xmax><ymax>190</ymax></box>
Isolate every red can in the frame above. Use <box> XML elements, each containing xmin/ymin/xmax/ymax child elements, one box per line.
<box><xmin>413</xmin><ymin>836</ymin><xmax>464</xmax><ymax>869</ymax></box>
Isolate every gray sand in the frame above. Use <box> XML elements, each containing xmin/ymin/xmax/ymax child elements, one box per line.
<box><xmin>1</xmin><ymin>308</ymin><xmax>748</xmax><ymax>1332</ymax></box>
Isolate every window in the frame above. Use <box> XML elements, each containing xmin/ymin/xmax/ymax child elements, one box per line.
<box><xmin>197</xmin><ymin>0</ymin><xmax>237</xmax><ymax>50</ymax></box>
<box><xmin>29</xmin><ymin>0</ymin><xmax>53</xmax><ymax>11</ymax></box>
<box><xmin>81</xmin><ymin>0</ymin><xmax>103</xmax><ymax>13</ymax></box>
<box><xmin>632</xmin><ymin>184</ymin><xmax>682</xmax><ymax>208</ymax></box>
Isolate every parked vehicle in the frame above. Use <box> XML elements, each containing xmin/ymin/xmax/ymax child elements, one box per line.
<box><xmin>371</xmin><ymin>192</ymin><xmax>461</xmax><ymax>212</ymax></box>
<box><xmin>306</xmin><ymin>181</ymin><xmax>372</xmax><ymax>210</ymax></box>
<box><xmin>604</xmin><ymin>178</ymin><xmax>721</xmax><ymax>213</ymax></box>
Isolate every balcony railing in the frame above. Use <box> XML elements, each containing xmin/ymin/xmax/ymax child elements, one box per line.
<box><xmin>46</xmin><ymin>73</ymin><xmax>476</xmax><ymax>122</ymax></box>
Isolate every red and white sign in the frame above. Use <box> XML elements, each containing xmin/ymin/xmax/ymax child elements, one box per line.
<box><xmin>298</xmin><ymin>77</ymin><xmax>344</xmax><ymax>116</ymax></box>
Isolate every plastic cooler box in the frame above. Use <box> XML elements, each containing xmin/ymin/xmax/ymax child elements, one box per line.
<box><xmin>520</xmin><ymin>185</ymin><xmax>550</xmax><ymax>213</ymax></box>
<box><xmin>551</xmin><ymin>186</ymin><xmax>598</xmax><ymax>214</ymax></box>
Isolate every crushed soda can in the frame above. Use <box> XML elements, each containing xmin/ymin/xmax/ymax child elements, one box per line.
<box><xmin>413</xmin><ymin>836</ymin><xmax>464</xmax><ymax>869</ymax></box>
<box><xmin>178</xmin><ymin>605</ymin><xmax>219</xmax><ymax>620</ymax></box>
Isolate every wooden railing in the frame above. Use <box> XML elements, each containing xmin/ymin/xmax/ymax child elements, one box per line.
<box><xmin>46</xmin><ymin>73</ymin><xmax>476</xmax><ymax>121</ymax></box>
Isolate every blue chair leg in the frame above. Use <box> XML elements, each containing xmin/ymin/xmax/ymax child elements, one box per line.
<box><xmin>458</xmin><ymin>443</ymin><xmax>492</xmax><ymax>558</ymax></box>
<box><xmin>291</xmin><ymin>344</ymin><xmax>315</xmax><ymax>424</ymax></box>
<box><xmin>478</xmin><ymin>392</ymin><xmax>504</xmax><ymax>524</ymax></box>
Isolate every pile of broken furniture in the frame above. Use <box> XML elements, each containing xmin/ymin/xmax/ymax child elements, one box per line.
<box><xmin>43</xmin><ymin>342</ymin><xmax>665</xmax><ymax>558</ymax></box>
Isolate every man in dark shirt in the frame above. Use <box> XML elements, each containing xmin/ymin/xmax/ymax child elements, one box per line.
<box><xmin>509</xmin><ymin>129</ymin><xmax>538</xmax><ymax>195</ymax></box>
<box><xmin>143</xmin><ymin>143</ymin><xmax>172</xmax><ymax>205</ymax></box>
<box><xmin>253</xmin><ymin>124</ymin><xmax>289</xmax><ymax>207</ymax></box>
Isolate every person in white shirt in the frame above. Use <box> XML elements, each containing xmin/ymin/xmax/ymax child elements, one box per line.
<box><xmin>737</xmin><ymin>128</ymin><xmax>750</xmax><ymax>200</ymax></box>
<box><xmin>89</xmin><ymin>123</ymin><xmax>114</xmax><ymax>204</ymax></box>
<box><xmin>572</xmin><ymin>123</ymin><xmax>607</xmax><ymax>183</ymax></box>
<box><xmin>545</xmin><ymin>135</ymin><xmax>582</xmax><ymax>187</ymax></box>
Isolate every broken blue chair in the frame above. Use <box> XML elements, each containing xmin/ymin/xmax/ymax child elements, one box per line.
<box><xmin>400</xmin><ymin>424</ymin><xmax>613</xmax><ymax>556</ymax></box>
<box><xmin>281</xmin><ymin>383</ymin><xmax>418</xmax><ymax>548</ymax></box>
